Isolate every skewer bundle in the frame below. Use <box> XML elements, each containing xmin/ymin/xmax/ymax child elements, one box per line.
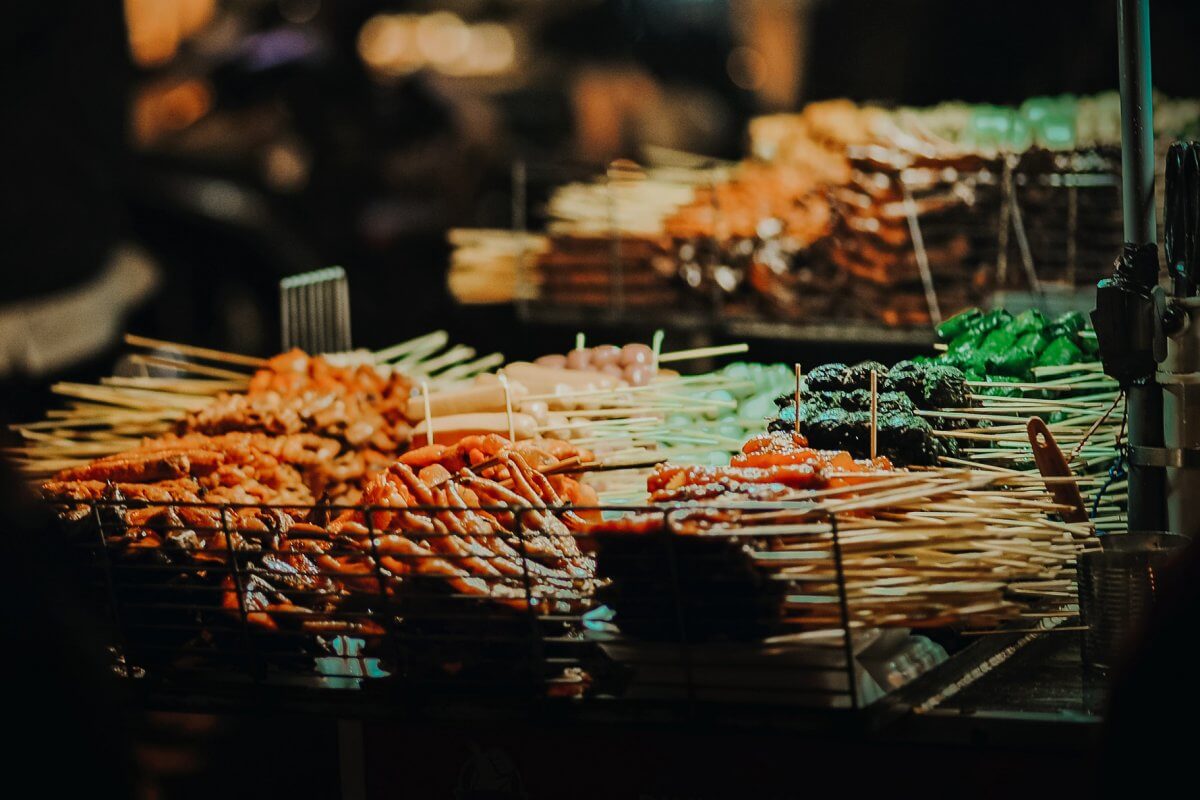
<box><xmin>763</xmin><ymin>471</ymin><xmax>1089</xmax><ymax>628</ymax></box>
<box><xmin>8</xmin><ymin>332</ymin><xmax>501</xmax><ymax>477</ymax></box>
<box><xmin>593</xmin><ymin>468</ymin><xmax>1094</xmax><ymax>633</ymax></box>
<box><xmin>927</xmin><ymin>360</ymin><xmax>1126</xmax><ymax>530</ymax></box>
<box><xmin>10</xmin><ymin>331</ymin><xmax>767</xmax><ymax>509</ymax></box>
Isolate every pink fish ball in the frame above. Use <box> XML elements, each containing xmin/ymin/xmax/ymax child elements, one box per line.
<box><xmin>625</xmin><ymin>364</ymin><xmax>652</xmax><ymax>386</ymax></box>
<box><xmin>619</xmin><ymin>343</ymin><xmax>653</xmax><ymax>367</ymax></box>
<box><xmin>590</xmin><ymin>344</ymin><xmax>623</xmax><ymax>367</ymax></box>
<box><xmin>565</xmin><ymin>348</ymin><xmax>592</xmax><ymax>371</ymax></box>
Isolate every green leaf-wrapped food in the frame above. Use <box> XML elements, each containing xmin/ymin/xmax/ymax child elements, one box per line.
<box><xmin>1008</xmin><ymin>308</ymin><xmax>1048</xmax><ymax>338</ymax></box>
<box><xmin>1037</xmin><ymin>335</ymin><xmax>1085</xmax><ymax>367</ymax></box>
<box><xmin>986</xmin><ymin>344</ymin><xmax>1037</xmax><ymax>377</ymax></box>
<box><xmin>978</xmin><ymin>326</ymin><xmax>1018</xmax><ymax>356</ymax></box>
<box><xmin>969</xmin><ymin>309</ymin><xmax>1014</xmax><ymax>338</ymax></box>
<box><xmin>936</xmin><ymin>308</ymin><xmax>983</xmax><ymax>342</ymax></box>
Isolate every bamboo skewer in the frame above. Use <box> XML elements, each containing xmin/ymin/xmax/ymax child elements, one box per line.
<box><xmin>372</xmin><ymin>331</ymin><xmax>449</xmax><ymax>363</ymax></box>
<box><xmin>100</xmin><ymin>376</ymin><xmax>245</xmax><ymax>394</ymax></box>
<box><xmin>794</xmin><ymin>363</ymin><xmax>802</xmax><ymax>435</ymax></box>
<box><xmin>124</xmin><ymin>334</ymin><xmax>267</xmax><ymax>369</ymax></box>
<box><xmin>421</xmin><ymin>381</ymin><xmax>434</xmax><ymax>446</ymax></box>
<box><xmin>407</xmin><ymin>345</ymin><xmax>476</xmax><ymax>376</ymax></box>
<box><xmin>50</xmin><ymin>383</ymin><xmax>211</xmax><ymax>412</ymax></box>
<box><xmin>966</xmin><ymin>377</ymin><xmax>1117</xmax><ymax>392</ymax></box>
<box><xmin>432</xmin><ymin>352</ymin><xmax>504</xmax><ymax>383</ymax></box>
<box><xmin>498</xmin><ymin>371</ymin><xmax>516</xmax><ymax>442</ymax></box>
<box><xmin>127</xmin><ymin>354</ymin><xmax>252</xmax><ymax>382</ymax></box>
<box><xmin>869</xmin><ymin>369</ymin><xmax>878</xmax><ymax>460</ymax></box>
<box><xmin>657</xmin><ymin>343</ymin><xmax>750</xmax><ymax>363</ymax></box>
<box><xmin>1031</xmin><ymin>362</ymin><xmax>1105</xmax><ymax>377</ymax></box>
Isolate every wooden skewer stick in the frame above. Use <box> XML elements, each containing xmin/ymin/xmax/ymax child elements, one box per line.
<box><xmin>919</xmin><ymin>410</ymin><xmax>1036</xmax><ymax>424</ymax></box>
<box><xmin>937</xmin><ymin>456</ymin><xmax>1025</xmax><ymax>474</ymax></box>
<box><xmin>421</xmin><ymin>381</ymin><xmax>434</xmax><ymax>447</ymax></box>
<box><xmin>11</xmin><ymin>410</ymin><xmax>182</xmax><ymax>430</ymax></box>
<box><xmin>128</xmin><ymin>354</ymin><xmax>252</xmax><ymax>382</ymax></box>
<box><xmin>410</xmin><ymin>344</ymin><xmax>476</xmax><ymax>376</ymax></box>
<box><xmin>972</xmin><ymin>397</ymin><xmax>1109</xmax><ymax>411</ymax></box>
<box><xmin>645</xmin><ymin>391</ymin><xmax>739</xmax><ymax>409</ymax></box>
<box><xmin>1031</xmin><ymin>362</ymin><xmax>1104</xmax><ymax>377</ymax></box>
<box><xmin>651</xmin><ymin>329</ymin><xmax>665</xmax><ymax>373</ymax></box>
<box><xmin>794</xmin><ymin>363</ymin><xmax>802</xmax><ymax>435</ymax></box>
<box><xmin>966</xmin><ymin>377</ymin><xmax>1116</xmax><ymax>392</ymax></box>
<box><xmin>1068</xmin><ymin>390</ymin><xmax>1124</xmax><ymax>461</ymax></box>
<box><xmin>657</xmin><ymin>343</ymin><xmax>750</xmax><ymax>364</ymax></box>
<box><xmin>963</xmin><ymin>626</ymin><xmax>1088</xmax><ymax>636</ymax></box>
<box><xmin>392</xmin><ymin>336</ymin><xmax>453</xmax><ymax>370</ymax></box>
<box><xmin>12</xmin><ymin>441</ymin><xmax>146</xmax><ymax>457</ymax></box>
<box><xmin>869</xmin><ymin>369</ymin><xmax>878</xmax><ymax>460</ymax></box>
<box><xmin>372</xmin><ymin>330</ymin><xmax>448</xmax><ymax>363</ymax></box>
<box><xmin>51</xmin><ymin>383</ymin><xmax>208</xmax><ymax>411</ymax></box>
<box><xmin>432</xmin><ymin>352</ymin><xmax>504</xmax><ymax>383</ymax></box>
<box><xmin>100</xmin><ymin>376</ymin><xmax>245</xmax><ymax>395</ymax></box>
<box><xmin>537</xmin><ymin>416</ymin><xmax>661</xmax><ymax>433</ymax></box>
<box><xmin>497</xmin><ymin>371</ymin><xmax>516</xmax><ymax>442</ymax></box>
<box><xmin>124</xmin><ymin>333</ymin><xmax>267</xmax><ymax>368</ymax></box>
<box><xmin>552</xmin><ymin>405</ymin><xmax>699</xmax><ymax>418</ymax></box>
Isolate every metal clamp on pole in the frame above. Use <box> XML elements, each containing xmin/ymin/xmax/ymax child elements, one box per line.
<box><xmin>1128</xmin><ymin>445</ymin><xmax>1200</xmax><ymax>470</ymax></box>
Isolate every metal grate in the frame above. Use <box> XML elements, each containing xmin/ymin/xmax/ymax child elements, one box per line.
<box><xmin>280</xmin><ymin>266</ymin><xmax>352</xmax><ymax>354</ymax></box>
<box><xmin>51</xmin><ymin>498</ymin><xmax>864</xmax><ymax>714</ymax></box>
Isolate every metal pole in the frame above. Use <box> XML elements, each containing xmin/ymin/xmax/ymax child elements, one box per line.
<box><xmin>1118</xmin><ymin>0</ymin><xmax>1166</xmax><ymax>532</ymax></box>
<box><xmin>1118</xmin><ymin>0</ymin><xmax>1156</xmax><ymax>244</ymax></box>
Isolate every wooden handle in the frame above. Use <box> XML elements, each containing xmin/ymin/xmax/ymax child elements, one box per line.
<box><xmin>1026</xmin><ymin>417</ymin><xmax>1089</xmax><ymax>523</ymax></box>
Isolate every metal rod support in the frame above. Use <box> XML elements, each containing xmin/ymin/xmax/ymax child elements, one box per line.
<box><xmin>1118</xmin><ymin>0</ymin><xmax>1157</xmax><ymax>246</ymax></box>
<box><xmin>1127</xmin><ymin>383</ymin><xmax>1165</xmax><ymax>531</ymax></box>
<box><xmin>1118</xmin><ymin>0</ymin><xmax>1166</xmax><ymax>532</ymax></box>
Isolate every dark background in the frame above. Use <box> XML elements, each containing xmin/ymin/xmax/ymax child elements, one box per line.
<box><xmin>6</xmin><ymin>0</ymin><xmax>1200</xmax><ymax>365</ymax></box>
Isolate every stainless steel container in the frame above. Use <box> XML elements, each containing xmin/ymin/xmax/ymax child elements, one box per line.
<box><xmin>1077</xmin><ymin>532</ymin><xmax>1185</xmax><ymax>673</ymax></box>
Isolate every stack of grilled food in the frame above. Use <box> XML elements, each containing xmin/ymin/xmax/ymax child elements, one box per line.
<box><xmin>458</xmin><ymin>93</ymin><xmax>1200</xmax><ymax>327</ymax></box>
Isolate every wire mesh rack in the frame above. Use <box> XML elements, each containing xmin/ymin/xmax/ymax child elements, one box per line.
<box><xmin>50</xmin><ymin>497</ymin><xmax>875</xmax><ymax>718</ymax></box>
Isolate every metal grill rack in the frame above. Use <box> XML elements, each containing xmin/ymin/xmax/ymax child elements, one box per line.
<box><xmin>55</xmin><ymin>498</ymin><xmax>875</xmax><ymax>718</ymax></box>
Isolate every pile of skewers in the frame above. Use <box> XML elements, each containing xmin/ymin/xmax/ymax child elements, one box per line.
<box><xmin>21</xmin><ymin>326</ymin><xmax>1104</xmax><ymax>669</ymax></box>
<box><xmin>921</xmin><ymin>307</ymin><xmax>1125</xmax><ymax>530</ymax></box>
<box><xmin>12</xmin><ymin>332</ymin><xmax>501</xmax><ymax>479</ymax></box>
<box><xmin>10</xmin><ymin>331</ymin><xmax>749</xmax><ymax>494</ymax></box>
<box><xmin>591</xmin><ymin>430</ymin><xmax>1094</xmax><ymax>634</ymax></box>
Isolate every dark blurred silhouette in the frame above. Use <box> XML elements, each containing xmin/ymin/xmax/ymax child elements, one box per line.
<box><xmin>0</xmin><ymin>455</ymin><xmax>139</xmax><ymax>796</ymax></box>
<box><xmin>806</xmin><ymin>0</ymin><xmax>1200</xmax><ymax>106</ymax></box>
<box><xmin>0</xmin><ymin>1</ymin><xmax>155</xmax><ymax>427</ymax></box>
<box><xmin>3</xmin><ymin>1</ymin><xmax>128</xmax><ymax>301</ymax></box>
<box><xmin>1100</xmin><ymin>536</ymin><xmax>1200</xmax><ymax>796</ymax></box>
